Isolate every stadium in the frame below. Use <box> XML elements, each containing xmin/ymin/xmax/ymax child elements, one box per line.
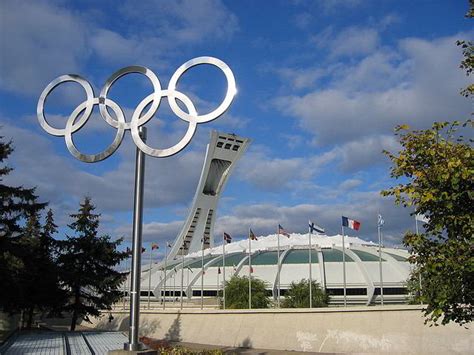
<box><xmin>129</xmin><ymin>131</ymin><xmax>411</xmax><ymax>306</ymax></box>
<box><xmin>139</xmin><ymin>233</ymin><xmax>411</xmax><ymax>306</ymax></box>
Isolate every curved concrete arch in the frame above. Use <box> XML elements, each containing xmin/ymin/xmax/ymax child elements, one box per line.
<box><xmin>272</xmin><ymin>247</ymin><xmax>292</xmax><ymax>300</ymax></box>
<box><xmin>335</xmin><ymin>247</ymin><xmax>375</xmax><ymax>306</ymax></box>
<box><xmin>185</xmin><ymin>255</ymin><xmax>222</xmax><ymax>297</ymax></box>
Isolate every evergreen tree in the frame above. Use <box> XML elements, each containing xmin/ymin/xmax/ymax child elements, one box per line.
<box><xmin>281</xmin><ymin>279</ymin><xmax>329</xmax><ymax>308</ymax></box>
<box><xmin>20</xmin><ymin>209</ymin><xmax>66</xmax><ymax>328</ymax></box>
<box><xmin>57</xmin><ymin>197</ymin><xmax>127</xmax><ymax>331</ymax></box>
<box><xmin>0</xmin><ymin>136</ymin><xmax>47</xmax><ymax>314</ymax></box>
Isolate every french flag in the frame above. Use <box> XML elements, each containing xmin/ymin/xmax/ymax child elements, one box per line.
<box><xmin>342</xmin><ymin>216</ymin><xmax>361</xmax><ymax>231</ymax></box>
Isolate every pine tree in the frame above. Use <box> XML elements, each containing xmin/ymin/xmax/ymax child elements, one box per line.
<box><xmin>0</xmin><ymin>136</ymin><xmax>47</xmax><ymax>314</ymax></box>
<box><xmin>21</xmin><ymin>209</ymin><xmax>66</xmax><ymax>328</ymax></box>
<box><xmin>57</xmin><ymin>197</ymin><xmax>127</xmax><ymax>331</ymax></box>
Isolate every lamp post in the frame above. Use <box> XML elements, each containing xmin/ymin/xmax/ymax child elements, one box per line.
<box><xmin>36</xmin><ymin>57</ymin><xmax>236</xmax><ymax>352</ymax></box>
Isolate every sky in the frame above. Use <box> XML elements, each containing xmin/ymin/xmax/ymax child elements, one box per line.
<box><xmin>0</xmin><ymin>0</ymin><xmax>472</xmax><ymax>263</ymax></box>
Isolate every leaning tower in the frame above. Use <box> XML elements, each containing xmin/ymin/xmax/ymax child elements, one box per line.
<box><xmin>167</xmin><ymin>130</ymin><xmax>251</xmax><ymax>260</ymax></box>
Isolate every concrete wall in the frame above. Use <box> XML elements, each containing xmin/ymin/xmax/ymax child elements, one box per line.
<box><xmin>88</xmin><ymin>306</ymin><xmax>473</xmax><ymax>354</ymax></box>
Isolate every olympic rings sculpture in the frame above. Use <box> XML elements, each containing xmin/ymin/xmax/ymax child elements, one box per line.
<box><xmin>37</xmin><ymin>57</ymin><xmax>236</xmax><ymax>162</ymax></box>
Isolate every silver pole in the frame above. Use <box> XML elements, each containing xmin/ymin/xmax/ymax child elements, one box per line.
<box><xmin>147</xmin><ymin>246</ymin><xmax>153</xmax><ymax>309</ymax></box>
<box><xmin>378</xmin><ymin>224</ymin><xmax>384</xmax><ymax>306</ymax></box>
<box><xmin>309</xmin><ymin>222</ymin><xmax>313</xmax><ymax>308</ymax></box>
<box><xmin>122</xmin><ymin>256</ymin><xmax>129</xmax><ymax>310</ymax></box>
<box><xmin>163</xmin><ymin>244</ymin><xmax>168</xmax><ymax>310</ymax></box>
<box><xmin>201</xmin><ymin>239</ymin><xmax>204</xmax><ymax>310</ymax></box>
<box><xmin>217</xmin><ymin>263</ymin><xmax>220</xmax><ymax>306</ymax></box>
<box><xmin>125</xmin><ymin>127</ymin><xmax>146</xmax><ymax>352</ymax></box>
<box><xmin>173</xmin><ymin>269</ymin><xmax>176</xmax><ymax>305</ymax></box>
<box><xmin>248</xmin><ymin>229</ymin><xmax>252</xmax><ymax>310</ymax></box>
<box><xmin>342</xmin><ymin>226</ymin><xmax>347</xmax><ymax>307</ymax></box>
<box><xmin>277</xmin><ymin>228</ymin><xmax>280</xmax><ymax>308</ymax></box>
<box><xmin>415</xmin><ymin>218</ymin><xmax>423</xmax><ymax>305</ymax></box>
<box><xmin>180</xmin><ymin>249</ymin><xmax>184</xmax><ymax>309</ymax></box>
<box><xmin>223</xmin><ymin>235</ymin><xmax>226</xmax><ymax>310</ymax></box>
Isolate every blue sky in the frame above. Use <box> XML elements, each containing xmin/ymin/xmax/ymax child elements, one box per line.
<box><xmin>1</xmin><ymin>0</ymin><xmax>472</xmax><ymax>260</ymax></box>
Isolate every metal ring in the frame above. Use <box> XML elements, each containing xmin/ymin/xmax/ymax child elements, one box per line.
<box><xmin>168</xmin><ymin>56</ymin><xmax>236</xmax><ymax>124</ymax></box>
<box><xmin>37</xmin><ymin>74</ymin><xmax>94</xmax><ymax>136</ymax></box>
<box><xmin>131</xmin><ymin>90</ymin><xmax>197</xmax><ymax>158</ymax></box>
<box><xmin>65</xmin><ymin>98</ymin><xmax>126</xmax><ymax>163</ymax></box>
<box><xmin>99</xmin><ymin>66</ymin><xmax>162</xmax><ymax>130</ymax></box>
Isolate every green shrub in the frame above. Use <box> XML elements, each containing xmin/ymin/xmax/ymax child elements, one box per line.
<box><xmin>282</xmin><ymin>279</ymin><xmax>329</xmax><ymax>308</ymax></box>
<box><xmin>222</xmin><ymin>275</ymin><xmax>270</xmax><ymax>309</ymax></box>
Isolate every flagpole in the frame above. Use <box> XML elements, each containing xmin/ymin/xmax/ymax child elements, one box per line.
<box><xmin>173</xmin><ymin>268</ymin><xmax>176</xmax><ymax>306</ymax></box>
<box><xmin>415</xmin><ymin>216</ymin><xmax>419</xmax><ymax>235</ymax></box>
<box><xmin>180</xmin><ymin>248</ymin><xmax>184</xmax><ymax>310</ymax></box>
<box><xmin>123</xmin><ymin>255</ymin><xmax>129</xmax><ymax>310</ymax></box>
<box><xmin>308</xmin><ymin>221</ymin><xmax>313</xmax><ymax>309</ymax></box>
<box><xmin>163</xmin><ymin>244</ymin><xmax>168</xmax><ymax>310</ymax></box>
<box><xmin>217</xmin><ymin>264</ymin><xmax>220</xmax><ymax>306</ymax></box>
<box><xmin>341</xmin><ymin>225</ymin><xmax>347</xmax><ymax>307</ymax></box>
<box><xmin>201</xmin><ymin>238</ymin><xmax>204</xmax><ymax>310</ymax></box>
<box><xmin>378</xmin><ymin>219</ymin><xmax>384</xmax><ymax>306</ymax></box>
<box><xmin>223</xmin><ymin>234</ymin><xmax>226</xmax><ymax>310</ymax></box>
<box><xmin>248</xmin><ymin>228</ymin><xmax>252</xmax><ymax>310</ymax></box>
<box><xmin>415</xmin><ymin>216</ymin><xmax>423</xmax><ymax>305</ymax></box>
<box><xmin>277</xmin><ymin>226</ymin><xmax>281</xmax><ymax>308</ymax></box>
<box><xmin>127</xmin><ymin>255</ymin><xmax>131</xmax><ymax>310</ymax></box>
<box><xmin>147</xmin><ymin>246</ymin><xmax>153</xmax><ymax>309</ymax></box>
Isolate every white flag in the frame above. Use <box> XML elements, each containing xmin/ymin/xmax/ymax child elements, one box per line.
<box><xmin>415</xmin><ymin>213</ymin><xmax>429</xmax><ymax>223</ymax></box>
<box><xmin>377</xmin><ymin>214</ymin><xmax>385</xmax><ymax>227</ymax></box>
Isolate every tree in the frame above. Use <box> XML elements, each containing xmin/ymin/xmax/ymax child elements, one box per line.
<box><xmin>57</xmin><ymin>197</ymin><xmax>127</xmax><ymax>331</ymax></box>
<box><xmin>382</xmin><ymin>121</ymin><xmax>473</xmax><ymax>326</ymax></box>
<box><xmin>20</xmin><ymin>210</ymin><xmax>66</xmax><ymax>328</ymax></box>
<box><xmin>222</xmin><ymin>275</ymin><xmax>270</xmax><ymax>309</ymax></box>
<box><xmin>282</xmin><ymin>279</ymin><xmax>329</xmax><ymax>308</ymax></box>
<box><xmin>0</xmin><ymin>136</ymin><xmax>47</xmax><ymax>315</ymax></box>
<box><xmin>382</xmin><ymin>2</ymin><xmax>473</xmax><ymax>326</ymax></box>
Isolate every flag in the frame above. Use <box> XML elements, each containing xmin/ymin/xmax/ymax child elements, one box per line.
<box><xmin>141</xmin><ymin>247</ymin><xmax>146</xmax><ymax>253</ymax></box>
<box><xmin>415</xmin><ymin>213</ymin><xmax>429</xmax><ymax>223</ymax></box>
<box><xmin>278</xmin><ymin>224</ymin><xmax>290</xmax><ymax>237</ymax></box>
<box><xmin>151</xmin><ymin>243</ymin><xmax>159</xmax><ymax>250</ymax></box>
<box><xmin>377</xmin><ymin>214</ymin><xmax>385</xmax><ymax>227</ymax></box>
<box><xmin>249</xmin><ymin>229</ymin><xmax>257</xmax><ymax>240</ymax></box>
<box><xmin>250</xmin><ymin>265</ymin><xmax>254</xmax><ymax>273</ymax></box>
<box><xmin>218</xmin><ymin>266</ymin><xmax>221</xmax><ymax>274</ymax></box>
<box><xmin>224</xmin><ymin>232</ymin><xmax>232</xmax><ymax>243</ymax></box>
<box><xmin>342</xmin><ymin>216</ymin><xmax>361</xmax><ymax>231</ymax></box>
<box><xmin>309</xmin><ymin>221</ymin><xmax>325</xmax><ymax>234</ymax></box>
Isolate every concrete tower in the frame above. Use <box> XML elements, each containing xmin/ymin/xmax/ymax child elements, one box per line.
<box><xmin>167</xmin><ymin>130</ymin><xmax>251</xmax><ymax>260</ymax></box>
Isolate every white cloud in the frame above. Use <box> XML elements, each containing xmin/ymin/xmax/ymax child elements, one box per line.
<box><xmin>136</xmin><ymin>194</ymin><xmax>413</xmax><ymax>247</ymax></box>
<box><xmin>274</xmin><ymin>34</ymin><xmax>472</xmax><ymax>145</ymax></box>
<box><xmin>235</xmin><ymin>145</ymin><xmax>337</xmax><ymax>191</ymax></box>
<box><xmin>2</xmin><ymin>120</ymin><xmax>207</xmax><ymax>219</ymax></box>
<box><xmin>0</xmin><ymin>0</ymin><xmax>239</xmax><ymax>95</ymax></box>
<box><xmin>0</xmin><ymin>0</ymin><xmax>89</xmax><ymax>95</ymax></box>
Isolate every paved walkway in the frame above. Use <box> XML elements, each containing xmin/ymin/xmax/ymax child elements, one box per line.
<box><xmin>0</xmin><ymin>331</ymin><xmax>128</xmax><ymax>354</ymax></box>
